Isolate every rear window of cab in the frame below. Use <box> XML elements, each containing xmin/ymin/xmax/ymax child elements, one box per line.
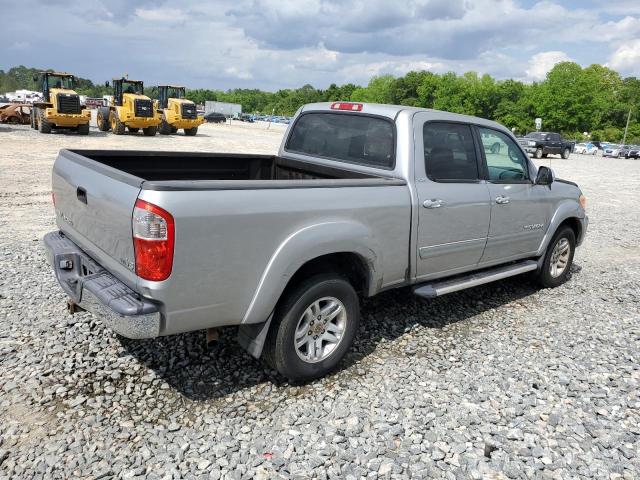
<box><xmin>285</xmin><ymin>112</ymin><xmax>395</xmax><ymax>169</ymax></box>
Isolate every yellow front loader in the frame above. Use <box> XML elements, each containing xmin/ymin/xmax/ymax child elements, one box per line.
<box><xmin>156</xmin><ymin>85</ymin><xmax>204</xmax><ymax>136</ymax></box>
<box><xmin>31</xmin><ymin>71</ymin><xmax>91</xmax><ymax>134</ymax></box>
<box><xmin>96</xmin><ymin>77</ymin><xmax>161</xmax><ymax>135</ymax></box>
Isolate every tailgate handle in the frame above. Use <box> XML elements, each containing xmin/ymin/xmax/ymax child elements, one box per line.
<box><xmin>76</xmin><ymin>187</ymin><xmax>87</xmax><ymax>204</ymax></box>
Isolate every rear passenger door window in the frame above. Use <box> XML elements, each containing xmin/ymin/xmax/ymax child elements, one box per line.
<box><xmin>478</xmin><ymin>128</ymin><xmax>529</xmax><ymax>183</ymax></box>
<box><xmin>423</xmin><ymin>123</ymin><xmax>479</xmax><ymax>182</ymax></box>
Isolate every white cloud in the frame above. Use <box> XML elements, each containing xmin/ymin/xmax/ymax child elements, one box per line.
<box><xmin>135</xmin><ymin>8</ymin><xmax>189</xmax><ymax>23</ymax></box>
<box><xmin>525</xmin><ymin>51</ymin><xmax>573</xmax><ymax>81</ymax></box>
<box><xmin>608</xmin><ymin>39</ymin><xmax>640</xmax><ymax>75</ymax></box>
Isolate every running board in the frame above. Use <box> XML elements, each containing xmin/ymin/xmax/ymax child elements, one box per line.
<box><xmin>413</xmin><ymin>260</ymin><xmax>538</xmax><ymax>298</ymax></box>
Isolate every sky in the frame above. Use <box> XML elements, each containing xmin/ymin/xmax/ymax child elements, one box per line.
<box><xmin>1</xmin><ymin>0</ymin><xmax>639</xmax><ymax>91</ymax></box>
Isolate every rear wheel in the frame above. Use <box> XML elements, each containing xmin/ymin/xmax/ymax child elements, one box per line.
<box><xmin>263</xmin><ymin>274</ymin><xmax>359</xmax><ymax>382</ymax></box>
<box><xmin>110</xmin><ymin>111</ymin><xmax>126</xmax><ymax>135</ymax></box>
<box><xmin>170</xmin><ymin>126</ymin><xmax>178</xmax><ymax>133</ymax></box>
<box><xmin>143</xmin><ymin>125</ymin><xmax>157</xmax><ymax>136</ymax></box>
<box><xmin>536</xmin><ymin>226</ymin><xmax>576</xmax><ymax>288</ymax></box>
<box><xmin>77</xmin><ymin>123</ymin><xmax>89</xmax><ymax>135</ymax></box>
<box><xmin>535</xmin><ymin>147</ymin><xmax>543</xmax><ymax>159</ymax></box>
<box><xmin>184</xmin><ymin>126</ymin><xmax>198</xmax><ymax>136</ymax></box>
<box><xmin>96</xmin><ymin>107</ymin><xmax>111</xmax><ymax>132</ymax></box>
<box><xmin>562</xmin><ymin>148</ymin><xmax>570</xmax><ymax>159</ymax></box>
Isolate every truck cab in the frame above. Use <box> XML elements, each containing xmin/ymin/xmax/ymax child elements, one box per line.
<box><xmin>96</xmin><ymin>78</ymin><xmax>161</xmax><ymax>136</ymax></box>
<box><xmin>156</xmin><ymin>85</ymin><xmax>204</xmax><ymax>136</ymax></box>
<box><xmin>31</xmin><ymin>71</ymin><xmax>91</xmax><ymax>134</ymax></box>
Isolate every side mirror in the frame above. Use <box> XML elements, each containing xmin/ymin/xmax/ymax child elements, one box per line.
<box><xmin>535</xmin><ymin>166</ymin><xmax>555</xmax><ymax>186</ymax></box>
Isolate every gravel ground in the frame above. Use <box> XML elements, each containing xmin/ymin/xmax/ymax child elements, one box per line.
<box><xmin>0</xmin><ymin>123</ymin><xmax>638</xmax><ymax>479</ymax></box>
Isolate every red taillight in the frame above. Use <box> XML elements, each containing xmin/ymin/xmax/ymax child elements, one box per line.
<box><xmin>52</xmin><ymin>191</ymin><xmax>56</xmax><ymax>207</ymax></box>
<box><xmin>133</xmin><ymin>199</ymin><xmax>174</xmax><ymax>281</ymax></box>
<box><xmin>330</xmin><ymin>102</ymin><xmax>363</xmax><ymax>111</ymax></box>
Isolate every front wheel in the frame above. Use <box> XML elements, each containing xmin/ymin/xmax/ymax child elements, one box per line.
<box><xmin>77</xmin><ymin>123</ymin><xmax>89</xmax><ymax>135</ymax></box>
<box><xmin>263</xmin><ymin>275</ymin><xmax>360</xmax><ymax>382</ymax></box>
<box><xmin>562</xmin><ymin>148</ymin><xmax>570</xmax><ymax>159</ymax></box>
<box><xmin>184</xmin><ymin>126</ymin><xmax>198</xmax><ymax>136</ymax></box>
<box><xmin>536</xmin><ymin>226</ymin><xmax>576</xmax><ymax>288</ymax></box>
<box><xmin>143</xmin><ymin>125</ymin><xmax>157</xmax><ymax>136</ymax></box>
<box><xmin>535</xmin><ymin>147</ymin><xmax>543</xmax><ymax>159</ymax></box>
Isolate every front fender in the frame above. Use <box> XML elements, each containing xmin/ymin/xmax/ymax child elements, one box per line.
<box><xmin>536</xmin><ymin>199</ymin><xmax>584</xmax><ymax>256</ymax></box>
<box><xmin>241</xmin><ymin>221</ymin><xmax>382</xmax><ymax>325</ymax></box>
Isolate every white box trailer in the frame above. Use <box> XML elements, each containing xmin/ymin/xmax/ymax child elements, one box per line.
<box><xmin>205</xmin><ymin>101</ymin><xmax>241</xmax><ymax>117</ymax></box>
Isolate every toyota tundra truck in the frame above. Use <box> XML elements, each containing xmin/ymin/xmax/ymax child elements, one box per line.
<box><xmin>44</xmin><ymin>102</ymin><xmax>588</xmax><ymax>381</ymax></box>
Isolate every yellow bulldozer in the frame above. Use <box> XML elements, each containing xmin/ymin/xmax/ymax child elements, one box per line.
<box><xmin>156</xmin><ymin>85</ymin><xmax>204</xmax><ymax>136</ymax></box>
<box><xmin>97</xmin><ymin>77</ymin><xmax>161</xmax><ymax>135</ymax></box>
<box><xmin>31</xmin><ymin>71</ymin><xmax>91</xmax><ymax>134</ymax></box>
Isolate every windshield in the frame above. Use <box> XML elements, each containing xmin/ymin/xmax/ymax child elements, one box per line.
<box><xmin>48</xmin><ymin>75</ymin><xmax>74</xmax><ymax>89</ymax></box>
<box><xmin>167</xmin><ymin>87</ymin><xmax>185</xmax><ymax>99</ymax></box>
<box><xmin>122</xmin><ymin>81</ymin><xmax>144</xmax><ymax>94</ymax></box>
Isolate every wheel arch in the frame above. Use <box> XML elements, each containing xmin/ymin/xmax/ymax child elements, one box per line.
<box><xmin>241</xmin><ymin>221</ymin><xmax>382</xmax><ymax>326</ymax></box>
<box><xmin>536</xmin><ymin>201</ymin><xmax>585</xmax><ymax>257</ymax></box>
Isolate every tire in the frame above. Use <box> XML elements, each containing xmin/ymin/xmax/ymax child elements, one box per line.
<box><xmin>128</xmin><ymin>127</ymin><xmax>139</xmax><ymax>133</ymax></box>
<box><xmin>110</xmin><ymin>111</ymin><xmax>126</xmax><ymax>135</ymax></box>
<box><xmin>184</xmin><ymin>126</ymin><xmax>198</xmax><ymax>136</ymax></box>
<box><xmin>96</xmin><ymin>107</ymin><xmax>111</xmax><ymax>132</ymax></box>
<box><xmin>562</xmin><ymin>148</ymin><xmax>570</xmax><ymax>159</ymax></box>
<box><xmin>158</xmin><ymin>117</ymin><xmax>172</xmax><ymax>135</ymax></box>
<box><xmin>77</xmin><ymin>123</ymin><xmax>89</xmax><ymax>135</ymax></box>
<box><xmin>536</xmin><ymin>226</ymin><xmax>576</xmax><ymax>288</ymax></box>
<box><xmin>30</xmin><ymin>109</ymin><xmax>36</xmax><ymax>129</ymax></box>
<box><xmin>534</xmin><ymin>147</ymin><xmax>543</xmax><ymax>159</ymax></box>
<box><xmin>143</xmin><ymin>125</ymin><xmax>157</xmax><ymax>136</ymax></box>
<box><xmin>263</xmin><ymin>274</ymin><xmax>360</xmax><ymax>382</ymax></box>
<box><xmin>170</xmin><ymin>126</ymin><xmax>178</xmax><ymax>133</ymax></box>
<box><xmin>541</xmin><ymin>153</ymin><xmax>548</xmax><ymax>158</ymax></box>
<box><xmin>38</xmin><ymin>110</ymin><xmax>52</xmax><ymax>133</ymax></box>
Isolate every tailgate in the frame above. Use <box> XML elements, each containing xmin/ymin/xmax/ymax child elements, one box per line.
<box><xmin>52</xmin><ymin>150</ymin><xmax>142</xmax><ymax>279</ymax></box>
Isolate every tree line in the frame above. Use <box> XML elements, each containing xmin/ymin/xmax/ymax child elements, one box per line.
<box><xmin>2</xmin><ymin>63</ymin><xmax>639</xmax><ymax>142</ymax></box>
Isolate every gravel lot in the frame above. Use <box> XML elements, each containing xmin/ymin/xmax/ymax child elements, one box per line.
<box><xmin>0</xmin><ymin>123</ymin><xmax>638</xmax><ymax>479</ymax></box>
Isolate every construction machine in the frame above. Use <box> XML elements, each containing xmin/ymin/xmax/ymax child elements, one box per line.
<box><xmin>31</xmin><ymin>71</ymin><xmax>91</xmax><ymax>134</ymax></box>
<box><xmin>156</xmin><ymin>85</ymin><xmax>204</xmax><ymax>136</ymax></box>
<box><xmin>97</xmin><ymin>77</ymin><xmax>161</xmax><ymax>135</ymax></box>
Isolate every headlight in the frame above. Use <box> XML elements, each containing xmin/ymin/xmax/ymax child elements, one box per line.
<box><xmin>528</xmin><ymin>141</ymin><xmax>536</xmax><ymax>146</ymax></box>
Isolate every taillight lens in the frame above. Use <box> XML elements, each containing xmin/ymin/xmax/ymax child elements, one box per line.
<box><xmin>52</xmin><ymin>191</ymin><xmax>56</xmax><ymax>207</ymax></box>
<box><xmin>133</xmin><ymin>199</ymin><xmax>174</xmax><ymax>281</ymax></box>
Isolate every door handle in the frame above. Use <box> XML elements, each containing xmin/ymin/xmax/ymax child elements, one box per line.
<box><xmin>76</xmin><ymin>187</ymin><xmax>87</xmax><ymax>204</ymax></box>
<box><xmin>495</xmin><ymin>195</ymin><xmax>510</xmax><ymax>205</ymax></box>
<box><xmin>423</xmin><ymin>199</ymin><xmax>444</xmax><ymax>209</ymax></box>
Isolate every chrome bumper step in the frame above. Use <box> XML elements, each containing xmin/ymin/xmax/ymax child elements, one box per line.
<box><xmin>413</xmin><ymin>260</ymin><xmax>538</xmax><ymax>298</ymax></box>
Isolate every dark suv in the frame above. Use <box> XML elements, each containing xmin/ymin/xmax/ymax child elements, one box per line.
<box><xmin>517</xmin><ymin>132</ymin><xmax>575</xmax><ymax>159</ymax></box>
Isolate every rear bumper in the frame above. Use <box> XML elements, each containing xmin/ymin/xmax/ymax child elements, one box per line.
<box><xmin>43</xmin><ymin>231</ymin><xmax>162</xmax><ymax>339</ymax></box>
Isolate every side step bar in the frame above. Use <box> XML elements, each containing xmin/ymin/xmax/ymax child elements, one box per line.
<box><xmin>413</xmin><ymin>260</ymin><xmax>538</xmax><ymax>298</ymax></box>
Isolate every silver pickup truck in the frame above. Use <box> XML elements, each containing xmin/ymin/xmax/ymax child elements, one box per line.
<box><xmin>44</xmin><ymin>102</ymin><xmax>588</xmax><ymax>381</ymax></box>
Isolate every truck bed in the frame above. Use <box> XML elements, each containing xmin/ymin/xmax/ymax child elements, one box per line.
<box><xmin>67</xmin><ymin>150</ymin><xmax>386</xmax><ymax>184</ymax></box>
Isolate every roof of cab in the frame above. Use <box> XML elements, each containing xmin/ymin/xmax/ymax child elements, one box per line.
<box><xmin>300</xmin><ymin>102</ymin><xmax>510</xmax><ymax>133</ymax></box>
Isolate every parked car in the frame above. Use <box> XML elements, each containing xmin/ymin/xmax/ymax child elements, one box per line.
<box><xmin>44</xmin><ymin>102</ymin><xmax>588</xmax><ymax>381</ymax></box>
<box><xmin>236</xmin><ymin>113</ymin><xmax>255</xmax><ymax>123</ymax></box>
<box><xmin>618</xmin><ymin>145</ymin><xmax>633</xmax><ymax>158</ymax></box>
<box><xmin>517</xmin><ymin>132</ymin><xmax>575</xmax><ymax>159</ymax></box>
<box><xmin>574</xmin><ymin>142</ymin><xmax>598</xmax><ymax>155</ymax></box>
<box><xmin>602</xmin><ymin>144</ymin><xmax>622</xmax><ymax>157</ymax></box>
<box><xmin>624</xmin><ymin>145</ymin><xmax>640</xmax><ymax>159</ymax></box>
<box><xmin>0</xmin><ymin>103</ymin><xmax>32</xmax><ymax>124</ymax></box>
<box><xmin>204</xmin><ymin>112</ymin><xmax>227</xmax><ymax>123</ymax></box>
